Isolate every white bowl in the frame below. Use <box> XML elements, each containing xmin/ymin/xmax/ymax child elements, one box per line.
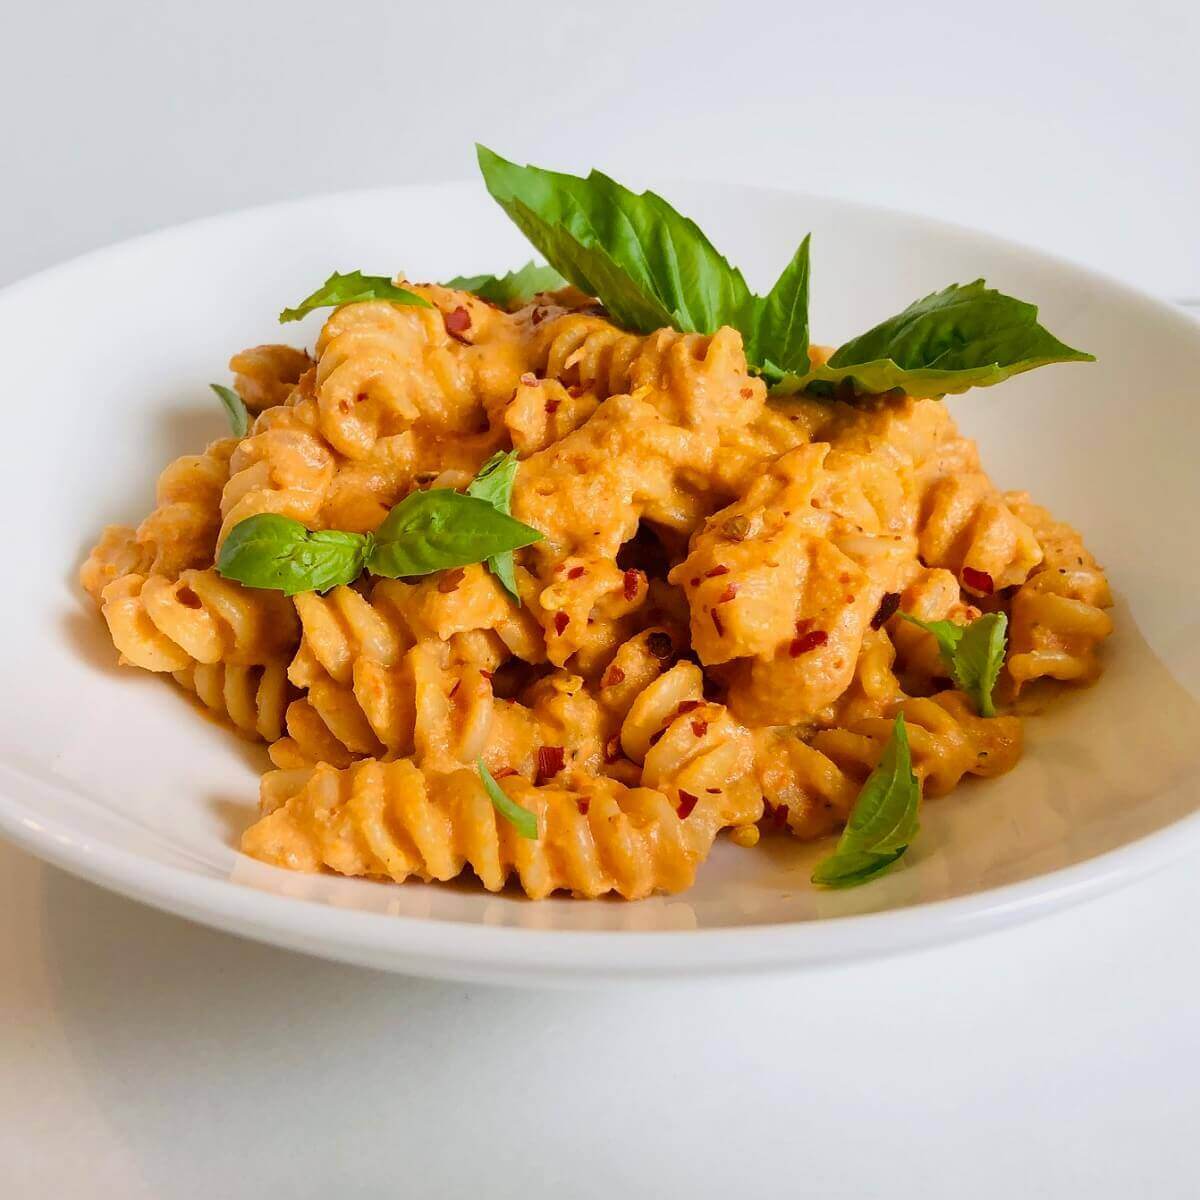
<box><xmin>1</xmin><ymin>181</ymin><xmax>1197</xmax><ymax>986</ymax></box>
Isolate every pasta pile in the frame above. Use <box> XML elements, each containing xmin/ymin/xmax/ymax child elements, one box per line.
<box><xmin>80</xmin><ymin>282</ymin><xmax>1113</xmax><ymax>899</ymax></box>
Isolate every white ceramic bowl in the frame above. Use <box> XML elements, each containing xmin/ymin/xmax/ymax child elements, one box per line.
<box><xmin>1</xmin><ymin>182</ymin><xmax>1197</xmax><ymax>986</ymax></box>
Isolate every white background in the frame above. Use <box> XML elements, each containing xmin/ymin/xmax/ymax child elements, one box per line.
<box><xmin>3</xmin><ymin>1</ymin><xmax>1199</xmax><ymax>1195</ymax></box>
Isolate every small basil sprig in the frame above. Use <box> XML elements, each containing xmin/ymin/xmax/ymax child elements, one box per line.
<box><xmin>900</xmin><ymin>611</ymin><xmax>1008</xmax><ymax>717</ymax></box>
<box><xmin>477</xmin><ymin>759</ymin><xmax>537</xmax><ymax>839</ymax></box>
<box><xmin>218</xmin><ymin>486</ymin><xmax>542</xmax><ymax>595</ymax></box>
<box><xmin>811</xmin><ymin>714</ymin><xmax>921</xmax><ymax>889</ymax></box>
<box><xmin>279</xmin><ymin>271</ymin><xmax>431</xmax><ymax>323</ymax></box>
<box><xmin>465</xmin><ymin>450</ymin><xmax>521</xmax><ymax>599</ymax></box>
<box><xmin>211</xmin><ymin>383</ymin><xmax>249</xmax><ymax>437</ymax></box>
<box><xmin>777</xmin><ymin>281</ymin><xmax>1094</xmax><ymax>398</ymax></box>
<box><xmin>368</xmin><ymin>489</ymin><xmax>541</xmax><ymax>579</ymax></box>
<box><xmin>446</xmin><ymin>261</ymin><xmax>567</xmax><ymax>308</ymax></box>
<box><xmin>217</xmin><ymin>516</ymin><xmax>373</xmax><ymax>596</ymax></box>
<box><xmin>476</xmin><ymin>146</ymin><xmax>1091</xmax><ymax>399</ymax></box>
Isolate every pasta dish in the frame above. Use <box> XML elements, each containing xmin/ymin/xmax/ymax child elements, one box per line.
<box><xmin>79</xmin><ymin>149</ymin><xmax>1112</xmax><ymax>899</ymax></box>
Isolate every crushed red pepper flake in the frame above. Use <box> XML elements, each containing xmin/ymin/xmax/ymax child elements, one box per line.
<box><xmin>705</xmin><ymin>564</ymin><xmax>730</xmax><ymax>578</ymax></box>
<box><xmin>789</xmin><ymin>629</ymin><xmax>828</xmax><ymax>657</ymax></box>
<box><xmin>603</xmin><ymin>666</ymin><xmax>626</xmax><ymax>687</ymax></box>
<box><xmin>739</xmin><ymin>386</ymin><xmax>754</xmax><ymax>399</ymax></box>
<box><xmin>706</xmin><ymin>787</ymin><xmax>722</xmax><ymax>795</ymax></box>
<box><xmin>962</xmin><ymin>566</ymin><xmax>995</xmax><ymax>594</ymax></box>
<box><xmin>448</xmin><ymin>679</ymin><xmax>462</xmax><ymax>698</ymax></box>
<box><xmin>623</xmin><ymin>568</ymin><xmax>641</xmax><ymax>601</ymax></box>
<box><xmin>536</xmin><ymin>745</ymin><xmax>565</xmax><ymax>783</ymax></box>
<box><xmin>717</xmin><ymin>583</ymin><xmax>738</xmax><ymax>604</ymax></box>
<box><xmin>690</xmin><ymin>718</ymin><xmax>709</xmax><ymax>738</ymax></box>
<box><xmin>871</xmin><ymin>592</ymin><xmax>901</xmax><ymax>629</ymax></box>
<box><xmin>676</xmin><ymin>700</ymin><xmax>703</xmax><ymax>715</ymax></box>
<box><xmin>437</xmin><ymin>567</ymin><xmax>466</xmax><ymax>593</ymax></box>
<box><xmin>553</xmin><ymin>612</ymin><xmax>570</xmax><ymax>636</ymax></box>
<box><xmin>577</xmin><ymin>798</ymin><xmax>590</xmax><ymax>816</ymax></box>
<box><xmin>494</xmin><ymin>766</ymin><xmax>518</xmax><ymax>779</ymax></box>
<box><xmin>676</xmin><ymin>790</ymin><xmax>699</xmax><ymax>819</ymax></box>
<box><xmin>443</xmin><ymin>306</ymin><xmax>471</xmax><ymax>338</ymax></box>
<box><xmin>567</xmin><ymin>565</ymin><xmax>585</xmax><ymax>580</ymax></box>
<box><xmin>689</xmin><ymin>577</ymin><xmax>700</xmax><ymax>587</ymax></box>
<box><xmin>479</xmin><ymin>669</ymin><xmax>493</xmax><ymax>681</ymax></box>
<box><xmin>711</xmin><ymin>608</ymin><xmax>725</xmax><ymax>636</ymax></box>
<box><xmin>545</xmin><ymin>398</ymin><xmax>561</xmax><ymax>415</ymax></box>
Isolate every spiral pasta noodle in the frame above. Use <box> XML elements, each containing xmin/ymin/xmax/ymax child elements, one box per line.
<box><xmin>228</xmin><ymin>344</ymin><xmax>313</xmax><ymax>413</ymax></box>
<box><xmin>173</xmin><ymin>660</ymin><xmax>291</xmax><ymax>743</ymax></box>
<box><xmin>100</xmin><ymin>569</ymin><xmax>299</xmax><ymax>672</ymax></box>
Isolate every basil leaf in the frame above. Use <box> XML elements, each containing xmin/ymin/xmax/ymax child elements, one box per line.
<box><xmin>789</xmin><ymin>281</ymin><xmax>1094</xmax><ymax>398</ymax></box>
<box><xmin>900</xmin><ymin>611</ymin><xmax>1008</xmax><ymax>717</ymax></box>
<box><xmin>217</xmin><ymin>514</ymin><xmax>372</xmax><ymax>596</ymax></box>
<box><xmin>812</xmin><ymin>714</ymin><xmax>920</xmax><ymax>889</ymax></box>
<box><xmin>211</xmin><ymin>383</ymin><xmax>248</xmax><ymax>438</ymax></box>
<box><xmin>477</xmin><ymin>144</ymin><xmax>755</xmax><ymax>337</ymax></box>
<box><xmin>446</xmin><ymin>261</ymin><xmax>567</xmax><ymax>308</ymax></box>
<box><xmin>367</xmin><ymin>488</ymin><xmax>542</xmax><ymax>579</ymax></box>
<box><xmin>477</xmin><ymin>759</ymin><xmax>537</xmax><ymax>840</ymax></box>
<box><xmin>279</xmin><ymin>271</ymin><xmax>431</xmax><ymax>323</ymax></box>
<box><xmin>466</xmin><ymin>451</ymin><xmax>521</xmax><ymax>599</ymax></box>
<box><xmin>745</xmin><ymin>235</ymin><xmax>812</xmax><ymax>384</ymax></box>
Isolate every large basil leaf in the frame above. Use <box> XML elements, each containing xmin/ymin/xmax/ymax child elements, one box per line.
<box><xmin>279</xmin><ymin>271</ymin><xmax>431</xmax><ymax>323</ymax></box>
<box><xmin>368</xmin><ymin>488</ymin><xmax>542</xmax><ymax>579</ymax></box>
<box><xmin>783</xmin><ymin>281</ymin><xmax>1094</xmax><ymax>397</ymax></box>
<box><xmin>217</xmin><ymin>515</ymin><xmax>372</xmax><ymax>596</ymax></box>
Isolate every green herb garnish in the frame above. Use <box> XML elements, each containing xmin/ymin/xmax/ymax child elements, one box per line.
<box><xmin>446</xmin><ymin>261</ymin><xmax>567</xmax><ymax>308</ymax></box>
<box><xmin>782</xmin><ymin>281</ymin><xmax>1094</xmax><ymax>398</ymax></box>
<box><xmin>210</xmin><ymin>383</ymin><xmax>249</xmax><ymax>437</ymax></box>
<box><xmin>475</xmin><ymin>146</ymin><xmax>1091</xmax><ymax>399</ymax></box>
<box><xmin>811</xmin><ymin>714</ymin><xmax>921</xmax><ymax>888</ymax></box>
<box><xmin>477</xmin><ymin>759</ymin><xmax>537</xmax><ymax>840</ymax></box>
<box><xmin>279</xmin><ymin>271</ymin><xmax>431</xmax><ymax>323</ymax></box>
<box><xmin>465</xmin><ymin>450</ymin><xmax>522</xmax><ymax>599</ymax></box>
<box><xmin>900</xmin><ymin>611</ymin><xmax>1008</xmax><ymax>717</ymax></box>
<box><xmin>218</xmin><ymin>488</ymin><xmax>541</xmax><ymax>596</ymax></box>
<box><xmin>217</xmin><ymin>515</ymin><xmax>373</xmax><ymax>596</ymax></box>
<box><xmin>368</xmin><ymin>488</ymin><xmax>541</xmax><ymax>580</ymax></box>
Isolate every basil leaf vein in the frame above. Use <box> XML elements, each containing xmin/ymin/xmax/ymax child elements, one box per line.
<box><xmin>279</xmin><ymin>271</ymin><xmax>431</xmax><ymax>323</ymax></box>
<box><xmin>216</xmin><ymin>515</ymin><xmax>372</xmax><ymax>596</ymax></box>
<box><xmin>210</xmin><ymin>383</ymin><xmax>249</xmax><ymax>437</ymax></box>
<box><xmin>477</xmin><ymin>759</ymin><xmax>537</xmax><ymax>839</ymax></box>
<box><xmin>812</xmin><ymin>713</ymin><xmax>921</xmax><ymax>889</ymax></box>
<box><xmin>366</xmin><ymin>488</ymin><xmax>542</xmax><ymax>579</ymax></box>
<box><xmin>465</xmin><ymin>451</ymin><xmax>522</xmax><ymax>599</ymax></box>
<box><xmin>446</xmin><ymin>261</ymin><xmax>567</xmax><ymax>308</ymax></box>
<box><xmin>900</xmin><ymin>611</ymin><xmax>1008</xmax><ymax>717</ymax></box>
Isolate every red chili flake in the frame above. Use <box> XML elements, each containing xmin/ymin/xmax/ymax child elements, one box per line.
<box><xmin>794</xmin><ymin>617</ymin><xmax>813</xmax><ymax>636</ymax></box>
<box><xmin>646</xmin><ymin>632</ymin><xmax>673</xmax><ymax>659</ymax></box>
<box><xmin>355</xmin><ymin>391</ymin><xmax>368</xmax><ymax>403</ymax></box>
<box><xmin>448</xmin><ymin>679</ymin><xmax>462</xmax><ymax>698</ymax></box>
<box><xmin>690</xmin><ymin>719</ymin><xmax>709</xmax><ymax>739</ymax></box>
<box><xmin>740</xmin><ymin>387</ymin><xmax>754</xmax><ymax>399</ymax></box>
<box><xmin>838</xmin><ymin>573</ymin><xmax>851</xmax><ymax>585</ymax></box>
<box><xmin>545</xmin><ymin>398</ymin><xmax>561</xmax><ymax>415</ymax></box>
<box><xmin>531</xmin><ymin>307</ymin><xmax>546</xmax><ymax>325</ymax></box>
<box><xmin>844</xmin><ymin>594</ymin><xmax>856</xmax><ymax>604</ymax></box>
<box><xmin>871</xmin><ymin>592</ymin><xmax>901</xmax><ymax>629</ymax></box>
<box><xmin>603</xmin><ymin>665</ymin><xmax>626</xmax><ymax>687</ymax></box>
<box><xmin>689</xmin><ymin>577</ymin><xmax>700</xmax><ymax>587</ymax></box>
<box><xmin>711</xmin><ymin>609</ymin><xmax>725</xmax><ymax>636</ymax></box>
<box><xmin>677</xmin><ymin>700</ymin><xmax>703</xmax><ymax>715</ymax></box>
<box><xmin>553</xmin><ymin>612</ymin><xmax>570</xmax><ymax>636</ymax></box>
<box><xmin>706</xmin><ymin>787</ymin><xmax>721</xmax><ymax>795</ymax></box>
<box><xmin>536</xmin><ymin>745</ymin><xmax>565</xmax><ymax>783</ymax></box>
<box><xmin>705</xmin><ymin>564</ymin><xmax>730</xmax><ymax>578</ymax></box>
<box><xmin>676</xmin><ymin>790</ymin><xmax>699</xmax><ymax>820</ymax></box>
<box><xmin>623</xmin><ymin>568</ymin><xmax>641</xmax><ymax>601</ymax></box>
<box><xmin>494</xmin><ymin>766</ymin><xmax>518</xmax><ymax>779</ymax></box>
<box><xmin>789</xmin><ymin>629</ymin><xmax>828</xmax><ymax>657</ymax></box>
<box><xmin>604</xmin><ymin>734</ymin><xmax>622</xmax><ymax>762</ymax></box>
<box><xmin>437</xmin><ymin>567</ymin><xmax>466</xmax><ymax>593</ymax></box>
<box><xmin>479</xmin><ymin>669</ymin><xmax>493</xmax><ymax>681</ymax></box>
<box><xmin>443</xmin><ymin>306</ymin><xmax>471</xmax><ymax>338</ymax></box>
<box><xmin>962</xmin><ymin>566</ymin><xmax>995</xmax><ymax>594</ymax></box>
<box><xmin>567</xmin><ymin>565</ymin><xmax>585</xmax><ymax>579</ymax></box>
<box><xmin>577</xmin><ymin>798</ymin><xmax>590</xmax><ymax>816</ymax></box>
<box><xmin>717</xmin><ymin>583</ymin><xmax>738</xmax><ymax>604</ymax></box>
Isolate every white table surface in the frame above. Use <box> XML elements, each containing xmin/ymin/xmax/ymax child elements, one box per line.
<box><xmin>3</xmin><ymin>3</ymin><xmax>1199</xmax><ymax>1195</ymax></box>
